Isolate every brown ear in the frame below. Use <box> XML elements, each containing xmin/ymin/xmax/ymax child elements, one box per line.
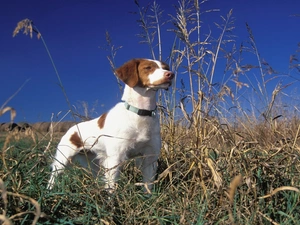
<box><xmin>115</xmin><ymin>59</ymin><xmax>140</xmax><ymax>88</ymax></box>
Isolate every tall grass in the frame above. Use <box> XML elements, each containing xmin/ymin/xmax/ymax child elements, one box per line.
<box><xmin>1</xmin><ymin>0</ymin><xmax>300</xmax><ymax>224</ymax></box>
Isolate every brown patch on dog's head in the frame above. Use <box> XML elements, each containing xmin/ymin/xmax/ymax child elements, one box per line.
<box><xmin>115</xmin><ymin>59</ymin><xmax>140</xmax><ymax>88</ymax></box>
<box><xmin>70</xmin><ymin>131</ymin><xmax>83</xmax><ymax>148</ymax></box>
<box><xmin>97</xmin><ymin>112</ymin><xmax>107</xmax><ymax>129</ymax></box>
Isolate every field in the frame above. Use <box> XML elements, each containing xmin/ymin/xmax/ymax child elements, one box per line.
<box><xmin>1</xmin><ymin>0</ymin><xmax>300</xmax><ymax>224</ymax></box>
<box><xmin>0</xmin><ymin>115</ymin><xmax>300</xmax><ymax>225</ymax></box>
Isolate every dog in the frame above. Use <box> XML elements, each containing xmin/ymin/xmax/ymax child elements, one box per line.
<box><xmin>47</xmin><ymin>58</ymin><xmax>174</xmax><ymax>192</ymax></box>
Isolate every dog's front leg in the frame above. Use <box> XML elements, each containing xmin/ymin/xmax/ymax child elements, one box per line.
<box><xmin>102</xmin><ymin>156</ymin><xmax>121</xmax><ymax>191</ymax></box>
<box><xmin>136</xmin><ymin>154</ymin><xmax>158</xmax><ymax>193</ymax></box>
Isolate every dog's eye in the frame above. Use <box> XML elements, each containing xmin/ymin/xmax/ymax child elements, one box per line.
<box><xmin>145</xmin><ymin>66</ymin><xmax>152</xmax><ymax>70</ymax></box>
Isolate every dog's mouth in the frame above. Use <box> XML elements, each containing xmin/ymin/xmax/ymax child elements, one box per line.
<box><xmin>145</xmin><ymin>71</ymin><xmax>174</xmax><ymax>90</ymax></box>
<box><xmin>163</xmin><ymin>75</ymin><xmax>173</xmax><ymax>89</ymax></box>
<box><xmin>148</xmin><ymin>81</ymin><xmax>172</xmax><ymax>91</ymax></box>
<box><xmin>164</xmin><ymin>81</ymin><xmax>172</xmax><ymax>90</ymax></box>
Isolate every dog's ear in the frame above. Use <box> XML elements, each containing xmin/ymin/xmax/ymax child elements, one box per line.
<box><xmin>115</xmin><ymin>59</ymin><xmax>140</xmax><ymax>88</ymax></box>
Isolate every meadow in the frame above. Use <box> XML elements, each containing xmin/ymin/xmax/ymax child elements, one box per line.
<box><xmin>1</xmin><ymin>0</ymin><xmax>300</xmax><ymax>224</ymax></box>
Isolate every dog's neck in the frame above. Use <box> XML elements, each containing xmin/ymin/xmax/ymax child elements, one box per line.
<box><xmin>121</xmin><ymin>85</ymin><xmax>157</xmax><ymax>110</ymax></box>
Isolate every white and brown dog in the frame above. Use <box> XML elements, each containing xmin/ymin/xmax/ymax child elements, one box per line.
<box><xmin>47</xmin><ymin>58</ymin><xmax>174</xmax><ymax>192</ymax></box>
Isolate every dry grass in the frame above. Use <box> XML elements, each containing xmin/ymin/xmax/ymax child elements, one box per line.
<box><xmin>12</xmin><ymin>18</ymin><xmax>40</xmax><ymax>39</ymax></box>
<box><xmin>1</xmin><ymin>118</ymin><xmax>300</xmax><ymax>224</ymax></box>
<box><xmin>0</xmin><ymin>107</ymin><xmax>16</xmax><ymax>123</ymax></box>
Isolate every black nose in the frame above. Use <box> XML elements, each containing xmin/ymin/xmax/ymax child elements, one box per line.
<box><xmin>165</xmin><ymin>71</ymin><xmax>174</xmax><ymax>80</ymax></box>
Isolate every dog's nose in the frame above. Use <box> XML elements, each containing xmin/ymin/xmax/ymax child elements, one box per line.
<box><xmin>165</xmin><ymin>71</ymin><xmax>174</xmax><ymax>80</ymax></box>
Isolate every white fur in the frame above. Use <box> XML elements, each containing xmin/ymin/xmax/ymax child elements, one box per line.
<box><xmin>47</xmin><ymin>59</ymin><xmax>173</xmax><ymax>192</ymax></box>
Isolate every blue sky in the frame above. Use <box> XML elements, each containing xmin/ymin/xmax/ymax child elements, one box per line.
<box><xmin>1</xmin><ymin>0</ymin><xmax>300</xmax><ymax>123</ymax></box>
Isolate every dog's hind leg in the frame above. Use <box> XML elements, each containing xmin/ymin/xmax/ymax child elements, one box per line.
<box><xmin>47</xmin><ymin>144</ymin><xmax>80</xmax><ymax>190</ymax></box>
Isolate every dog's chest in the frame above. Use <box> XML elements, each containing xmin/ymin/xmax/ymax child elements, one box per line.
<box><xmin>96</xmin><ymin>104</ymin><xmax>160</xmax><ymax>153</ymax></box>
<box><xmin>130</xmin><ymin>117</ymin><xmax>156</xmax><ymax>143</ymax></box>
<box><xmin>125</xmin><ymin>124</ymin><xmax>154</xmax><ymax>158</ymax></box>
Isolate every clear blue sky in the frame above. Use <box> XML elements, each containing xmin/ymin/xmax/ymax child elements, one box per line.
<box><xmin>1</xmin><ymin>0</ymin><xmax>299</xmax><ymax>123</ymax></box>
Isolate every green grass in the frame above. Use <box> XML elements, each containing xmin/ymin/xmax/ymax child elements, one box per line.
<box><xmin>0</xmin><ymin>127</ymin><xmax>299</xmax><ymax>225</ymax></box>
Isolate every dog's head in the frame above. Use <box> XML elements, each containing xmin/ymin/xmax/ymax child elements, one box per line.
<box><xmin>115</xmin><ymin>59</ymin><xmax>174</xmax><ymax>90</ymax></box>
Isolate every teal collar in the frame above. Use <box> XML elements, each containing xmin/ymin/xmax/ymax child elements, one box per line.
<box><xmin>124</xmin><ymin>102</ymin><xmax>156</xmax><ymax>117</ymax></box>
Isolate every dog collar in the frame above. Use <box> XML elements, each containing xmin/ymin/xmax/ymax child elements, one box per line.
<box><xmin>124</xmin><ymin>102</ymin><xmax>156</xmax><ymax>117</ymax></box>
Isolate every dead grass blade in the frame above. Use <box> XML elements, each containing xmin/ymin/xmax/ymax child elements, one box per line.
<box><xmin>1</xmin><ymin>134</ymin><xmax>14</xmax><ymax>171</ymax></box>
<box><xmin>257</xmin><ymin>211</ymin><xmax>280</xmax><ymax>225</ymax></box>
<box><xmin>259</xmin><ymin>186</ymin><xmax>300</xmax><ymax>199</ymax></box>
<box><xmin>227</xmin><ymin>174</ymin><xmax>243</xmax><ymax>225</ymax></box>
<box><xmin>0</xmin><ymin>215</ymin><xmax>13</xmax><ymax>225</ymax></box>
<box><xmin>135</xmin><ymin>161</ymin><xmax>177</xmax><ymax>192</ymax></box>
<box><xmin>157</xmin><ymin>163</ymin><xmax>174</xmax><ymax>182</ymax></box>
<box><xmin>44</xmin><ymin>113</ymin><xmax>54</xmax><ymax>153</ymax></box>
<box><xmin>0</xmin><ymin>78</ymin><xmax>30</xmax><ymax>120</ymax></box>
<box><xmin>12</xmin><ymin>18</ymin><xmax>40</xmax><ymax>39</ymax></box>
<box><xmin>3</xmin><ymin>192</ymin><xmax>42</xmax><ymax>224</ymax></box>
<box><xmin>0</xmin><ymin>179</ymin><xmax>9</xmax><ymax>223</ymax></box>
<box><xmin>0</xmin><ymin>178</ymin><xmax>43</xmax><ymax>225</ymax></box>
<box><xmin>228</xmin><ymin>174</ymin><xmax>243</xmax><ymax>205</ymax></box>
<box><xmin>0</xmin><ymin>107</ymin><xmax>16</xmax><ymax>123</ymax></box>
<box><xmin>292</xmin><ymin>123</ymin><xmax>300</xmax><ymax>149</ymax></box>
<box><xmin>206</xmin><ymin>158</ymin><xmax>222</xmax><ymax>189</ymax></box>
